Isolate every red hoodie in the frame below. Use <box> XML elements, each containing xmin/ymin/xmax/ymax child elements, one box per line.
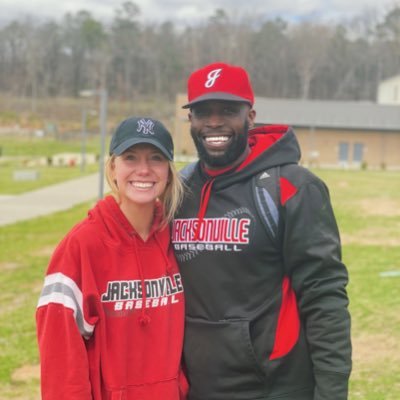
<box><xmin>36</xmin><ymin>195</ymin><xmax>187</xmax><ymax>400</ymax></box>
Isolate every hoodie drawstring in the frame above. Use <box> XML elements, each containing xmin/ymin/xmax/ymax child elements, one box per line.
<box><xmin>132</xmin><ymin>229</ymin><xmax>173</xmax><ymax>327</ymax></box>
<box><xmin>132</xmin><ymin>236</ymin><xmax>151</xmax><ymax>326</ymax></box>
<box><xmin>194</xmin><ymin>178</ymin><xmax>215</xmax><ymax>241</ymax></box>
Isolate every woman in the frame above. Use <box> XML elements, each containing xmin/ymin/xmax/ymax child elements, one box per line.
<box><xmin>36</xmin><ymin>117</ymin><xmax>187</xmax><ymax>400</ymax></box>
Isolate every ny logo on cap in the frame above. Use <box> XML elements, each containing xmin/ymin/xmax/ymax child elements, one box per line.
<box><xmin>205</xmin><ymin>68</ymin><xmax>222</xmax><ymax>88</ymax></box>
<box><xmin>137</xmin><ymin>118</ymin><xmax>155</xmax><ymax>135</ymax></box>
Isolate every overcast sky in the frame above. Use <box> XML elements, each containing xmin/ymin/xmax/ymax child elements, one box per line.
<box><xmin>1</xmin><ymin>0</ymin><xmax>398</xmax><ymax>27</ymax></box>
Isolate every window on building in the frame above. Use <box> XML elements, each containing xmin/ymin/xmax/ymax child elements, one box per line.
<box><xmin>338</xmin><ymin>142</ymin><xmax>349</xmax><ymax>165</ymax></box>
<box><xmin>353</xmin><ymin>142</ymin><xmax>364</xmax><ymax>164</ymax></box>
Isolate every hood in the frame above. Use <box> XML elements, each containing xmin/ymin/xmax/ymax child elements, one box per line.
<box><xmin>88</xmin><ymin>195</ymin><xmax>164</xmax><ymax>245</ymax></box>
<box><xmin>187</xmin><ymin>125</ymin><xmax>301</xmax><ymax>237</ymax></box>
<box><xmin>88</xmin><ymin>196</ymin><xmax>171</xmax><ymax>326</ymax></box>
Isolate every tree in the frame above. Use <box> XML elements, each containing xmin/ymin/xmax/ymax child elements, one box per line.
<box><xmin>61</xmin><ymin>11</ymin><xmax>107</xmax><ymax>96</ymax></box>
<box><xmin>289</xmin><ymin>22</ymin><xmax>332</xmax><ymax>99</ymax></box>
<box><xmin>37</xmin><ymin>22</ymin><xmax>64</xmax><ymax>97</ymax></box>
<box><xmin>110</xmin><ymin>1</ymin><xmax>141</xmax><ymax>101</ymax></box>
<box><xmin>376</xmin><ymin>6</ymin><xmax>400</xmax><ymax>79</ymax></box>
<box><xmin>150</xmin><ymin>21</ymin><xmax>184</xmax><ymax>99</ymax></box>
<box><xmin>0</xmin><ymin>21</ymin><xmax>28</xmax><ymax>96</ymax></box>
<box><xmin>0</xmin><ymin>4</ymin><xmax>400</xmax><ymax>105</ymax></box>
<box><xmin>250</xmin><ymin>18</ymin><xmax>291</xmax><ymax>98</ymax></box>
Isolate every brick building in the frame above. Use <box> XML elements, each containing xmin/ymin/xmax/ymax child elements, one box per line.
<box><xmin>174</xmin><ymin>94</ymin><xmax>400</xmax><ymax>170</ymax></box>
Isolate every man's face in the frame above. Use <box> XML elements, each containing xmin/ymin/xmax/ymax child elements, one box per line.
<box><xmin>189</xmin><ymin>101</ymin><xmax>256</xmax><ymax>169</ymax></box>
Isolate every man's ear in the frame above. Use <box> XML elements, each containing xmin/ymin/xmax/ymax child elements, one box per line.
<box><xmin>188</xmin><ymin>111</ymin><xmax>192</xmax><ymax>122</ymax></box>
<box><xmin>248</xmin><ymin>108</ymin><xmax>256</xmax><ymax>128</ymax></box>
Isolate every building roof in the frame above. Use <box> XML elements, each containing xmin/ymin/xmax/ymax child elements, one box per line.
<box><xmin>254</xmin><ymin>97</ymin><xmax>400</xmax><ymax>131</ymax></box>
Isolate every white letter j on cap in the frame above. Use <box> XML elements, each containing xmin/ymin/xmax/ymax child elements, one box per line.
<box><xmin>205</xmin><ymin>68</ymin><xmax>222</xmax><ymax>88</ymax></box>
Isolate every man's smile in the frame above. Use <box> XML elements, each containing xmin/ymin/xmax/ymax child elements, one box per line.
<box><xmin>203</xmin><ymin>134</ymin><xmax>232</xmax><ymax>149</ymax></box>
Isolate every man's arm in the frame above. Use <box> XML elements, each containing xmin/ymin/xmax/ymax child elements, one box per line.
<box><xmin>282</xmin><ymin>173</ymin><xmax>352</xmax><ymax>400</ymax></box>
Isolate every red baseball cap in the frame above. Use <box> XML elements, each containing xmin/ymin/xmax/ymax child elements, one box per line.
<box><xmin>182</xmin><ymin>62</ymin><xmax>254</xmax><ymax>109</ymax></box>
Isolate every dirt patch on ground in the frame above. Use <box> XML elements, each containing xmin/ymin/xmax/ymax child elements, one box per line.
<box><xmin>0</xmin><ymin>364</ymin><xmax>42</xmax><ymax>400</ymax></box>
<box><xmin>32</xmin><ymin>245</ymin><xmax>55</xmax><ymax>258</ymax></box>
<box><xmin>11</xmin><ymin>364</ymin><xmax>40</xmax><ymax>383</ymax></box>
<box><xmin>0</xmin><ymin>385</ymin><xmax>40</xmax><ymax>400</ymax></box>
<box><xmin>359</xmin><ymin>198</ymin><xmax>400</xmax><ymax>217</ymax></box>
<box><xmin>337</xmin><ymin>180</ymin><xmax>350</xmax><ymax>188</ymax></box>
<box><xmin>0</xmin><ymin>262</ymin><xmax>22</xmax><ymax>270</ymax></box>
<box><xmin>352</xmin><ymin>333</ymin><xmax>400</xmax><ymax>377</ymax></box>
<box><xmin>341</xmin><ymin>199</ymin><xmax>400</xmax><ymax>245</ymax></box>
<box><xmin>341</xmin><ymin>230</ymin><xmax>400</xmax><ymax>246</ymax></box>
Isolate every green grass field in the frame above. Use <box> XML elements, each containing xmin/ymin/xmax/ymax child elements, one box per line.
<box><xmin>0</xmin><ymin>134</ymin><xmax>101</xmax><ymax>194</ymax></box>
<box><xmin>0</xmin><ymin>168</ymin><xmax>399</xmax><ymax>399</ymax></box>
<box><xmin>317</xmin><ymin>170</ymin><xmax>400</xmax><ymax>399</ymax></box>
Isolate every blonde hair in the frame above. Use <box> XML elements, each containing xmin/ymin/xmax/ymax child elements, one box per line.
<box><xmin>105</xmin><ymin>155</ymin><xmax>184</xmax><ymax>228</ymax></box>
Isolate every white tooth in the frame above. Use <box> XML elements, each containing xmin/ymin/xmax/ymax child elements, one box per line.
<box><xmin>132</xmin><ymin>182</ymin><xmax>153</xmax><ymax>188</ymax></box>
<box><xmin>205</xmin><ymin>136</ymin><xmax>229</xmax><ymax>142</ymax></box>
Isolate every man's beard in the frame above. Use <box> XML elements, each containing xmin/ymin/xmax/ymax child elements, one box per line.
<box><xmin>191</xmin><ymin>120</ymin><xmax>249</xmax><ymax>169</ymax></box>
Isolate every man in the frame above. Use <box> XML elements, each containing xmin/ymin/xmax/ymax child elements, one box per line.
<box><xmin>172</xmin><ymin>62</ymin><xmax>351</xmax><ymax>400</ymax></box>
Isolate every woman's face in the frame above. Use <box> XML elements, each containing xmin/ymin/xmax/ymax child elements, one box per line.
<box><xmin>112</xmin><ymin>143</ymin><xmax>170</xmax><ymax>207</ymax></box>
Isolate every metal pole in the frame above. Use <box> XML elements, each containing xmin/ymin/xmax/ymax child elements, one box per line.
<box><xmin>81</xmin><ymin>108</ymin><xmax>87</xmax><ymax>173</ymax></box>
<box><xmin>98</xmin><ymin>89</ymin><xmax>108</xmax><ymax>199</ymax></box>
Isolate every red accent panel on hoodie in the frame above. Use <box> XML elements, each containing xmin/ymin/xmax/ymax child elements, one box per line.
<box><xmin>238</xmin><ymin>130</ymin><xmax>285</xmax><ymax>171</ymax></box>
<box><xmin>280</xmin><ymin>176</ymin><xmax>298</xmax><ymax>206</ymax></box>
<box><xmin>269</xmin><ymin>277</ymin><xmax>300</xmax><ymax>361</ymax></box>
<box><xmin>249</xmin><ymin>124</ymin><xmax>290</xmax><ymax>135</ymax></box>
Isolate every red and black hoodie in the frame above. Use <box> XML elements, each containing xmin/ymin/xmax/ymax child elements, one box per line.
<box><xmin>172</xmin><ymin>125</ymin><xmax>351</xmax><ymax>400</ymax></box>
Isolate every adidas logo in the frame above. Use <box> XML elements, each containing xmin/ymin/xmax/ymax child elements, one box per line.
<box><xmin>259</xmin><ymin>171</ymin><xmax>270</xmax><ymax>179</ymax></box>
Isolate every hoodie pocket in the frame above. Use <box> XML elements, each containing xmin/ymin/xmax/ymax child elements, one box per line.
<box><xmin>184</xmin><ymin>316</ymin><xmax>268</xmax><ymax>399</ymax></box>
